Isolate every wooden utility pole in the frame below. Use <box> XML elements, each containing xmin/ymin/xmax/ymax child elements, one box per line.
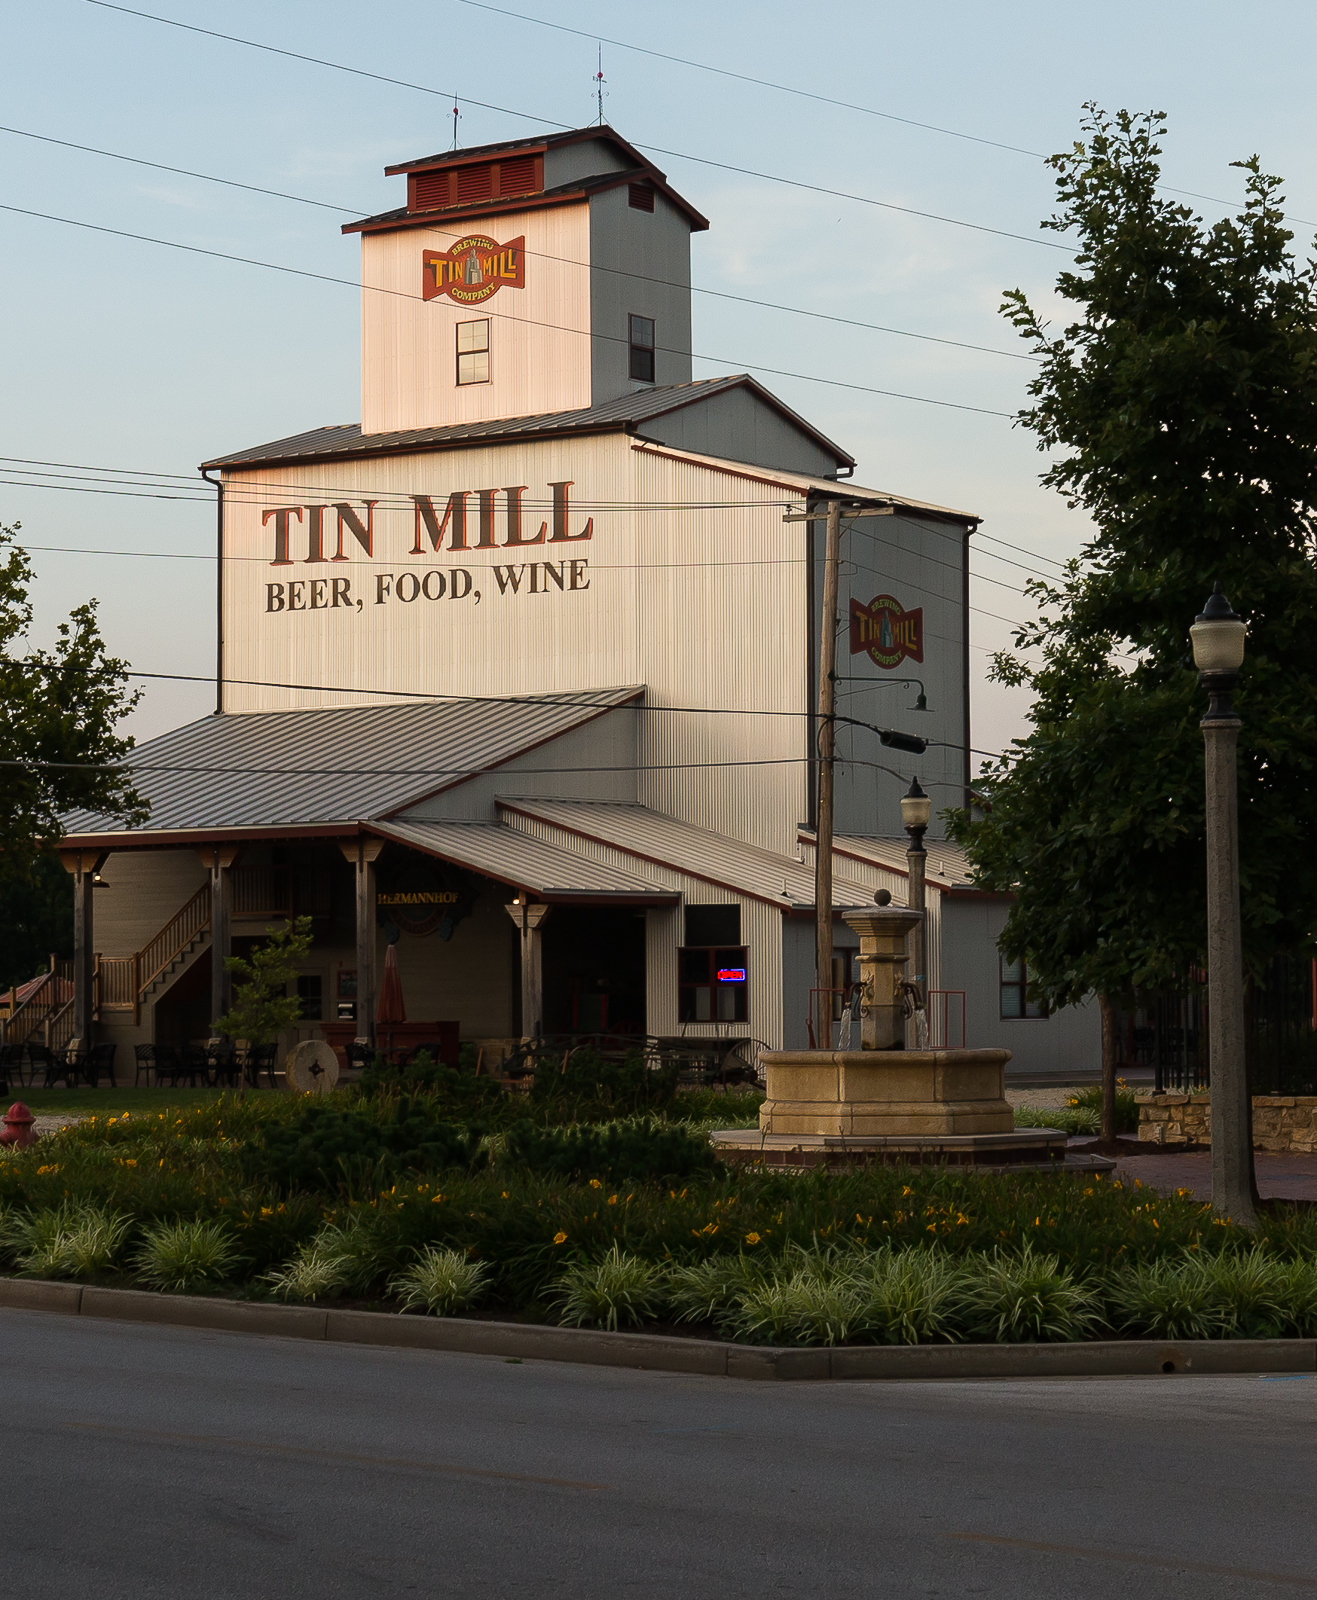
<box><xmin>815</xmin><ymin>500</ymin><xmax>842</xmax><ymax>1029</ymax></box>
<box><xmin>782</xmin><ymin>498</ymin><xmax>896</xmax><ymax>1047</ymax></box>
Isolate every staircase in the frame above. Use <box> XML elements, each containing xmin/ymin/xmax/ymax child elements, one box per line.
<box><xmin>2</xmin><ymin>960</ymin><xmax>74</xmax><ymax>1049</ymax></box>
<box><xmin>94</xmin><ymin>883</ymin><xmax>212</xmax><ymax>1026</ymax></box>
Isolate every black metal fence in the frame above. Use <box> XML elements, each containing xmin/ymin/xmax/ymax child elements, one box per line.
<box><xmin>1115</xmin><ymin>957</ymin><xmax>1317</xmax><ymax>1096</ymax></box>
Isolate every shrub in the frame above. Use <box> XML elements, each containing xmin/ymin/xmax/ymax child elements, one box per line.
<box><xmin>553</xmin><ymin>1245</ymin><xmax>666</xmax><ymax>1331</ymax></box>
<box><xmin>531</xmin><ymin>1048</ymin><xmax>680</xmax><ymax>1118</ymax></box>
<box><xmin>1109</xmin><ymin>1255</ymin><xmax>1226</xmax><ymax>1340</ymax></box>
<box><xmin>243</xmin><ymin>1101</ymin><xmax>482</xmax><ymax>1196</ymax></box>
<box><xmin>503</xmin><ymin>1120</ymin><xmax>718</xmax><ymax>1185</ymax></box>
<box><xmin>134</xmin><ymin>1219</ymin><xmax>238</xmax><ymax>1293</ymax></box>
<box><xmin>964</xmin><ymin>1247</ymin><xmax>1103</xmax><ymax>1343</ymax></box>
<box><xmin>264</xmin><ymin>1242</ymin><xmax>354</xmax><ymax>1302</ymax></box>
<box><xmin>391</xmin><ymin>1247</ymin><xmax>490</xmax><ymax>1315</ymax></box>
<box><xmin>1067</xmin><ymin>1082</ymin><xmax>1141</xmax><ymax>1134</ymax></box>
<box><xmin>12</xmin><ymin>1204</ymin><xmax>130</xmax><ymax>1280</ymax></box>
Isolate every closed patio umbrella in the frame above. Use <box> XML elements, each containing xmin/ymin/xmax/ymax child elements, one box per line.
<box><xmin>376</xmin><ymin>941</ymin><xmax>407</xmax><ymax>1057</ymax></box>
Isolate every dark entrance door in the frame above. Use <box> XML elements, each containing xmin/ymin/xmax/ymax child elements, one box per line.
<box><xmin>541</xmin><ymin>907</ymin><xmax>646</xmax><ymax>1037</ymax></box>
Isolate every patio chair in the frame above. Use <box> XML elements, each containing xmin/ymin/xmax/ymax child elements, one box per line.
<box><xmin>25</xmin><ymin>1043</ymin><xmax>67</xmax><ymax>1089</ymax></box>
<box><xmin>244</xmin><ymin>1042</ymin><xmax>278</xmax><ymax>1089</ymax></box>
<box><xmin>178</xmin><ymin>1044</ymin><xmax>211</xmax><ymax>1087</ymax></box>
<box><xmin>207</xmin><ymin>1039</ymin><xmax>241</xmax><ymax>1089</ymax></box>
<box><xmin>151</xmin><ymin>1044</ymin><xmax>184</xmax><ymax>1088</ymax></box>
<box><xmin>133</xmin><ymin>1043</ymin><xmax>157</xmax><ymax>1087</ymax></box>
<box><xmin>84</xmin><ymin>1041</ymin><xmax>118</xmax><ymax>1089</ymax></box>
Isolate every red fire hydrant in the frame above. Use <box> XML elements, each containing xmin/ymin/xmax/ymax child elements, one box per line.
<box><xmin>0</xmin><ymin>1103</ymin><xmax>37</xmax><ymax>1149</ymax></box>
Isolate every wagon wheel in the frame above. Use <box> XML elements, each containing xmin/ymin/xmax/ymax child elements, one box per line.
<box><xmin>719</xmin><ymin>1038</ymin><xmax>771</xmax><ymax>1089</ymax></box>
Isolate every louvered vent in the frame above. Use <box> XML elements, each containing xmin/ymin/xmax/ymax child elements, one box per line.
<box><xmin>499</xmin><ymin>156</ymin><xmax>536</xmax><ymax>196</ymax></box>
<box><xmin>456</xmin><ymin>163</ymin><xmax>493</xmax><ymax>203</ymax></box>
<box><xmin>412</xmin><ymin>170</ymin><xmax>450</xmax><ymax>210</ymax></box>
<box><xmin>628</xmin><ymin>183</ymin><xmax>655</xmax><ymax>213</ymax></box>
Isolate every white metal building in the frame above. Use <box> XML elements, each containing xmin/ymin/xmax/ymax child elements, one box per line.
<box><xmin>53</xmin><ymin>125</ymin><xmax>1098</xmax><ymax>1078</ymax></box>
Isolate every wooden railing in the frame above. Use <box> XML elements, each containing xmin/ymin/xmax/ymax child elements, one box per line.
<box><xmin>137</xmin><ymin>882</ymin><xmax>211</xmax><ymax>999</ymax></box>
<box><xmin>231</xmin><ymin>865</ymin><xmax>331</xmax><ymax>919</ymax></box>
<box><xmin>94</xmin><ymin>953</ymin><xmax>139</xmax><ymax>1021</ymax></box>
<box><xmin>3</xmin><ymin>961</ymin><xmax>74</xmax><ymax>1047</ymax></box>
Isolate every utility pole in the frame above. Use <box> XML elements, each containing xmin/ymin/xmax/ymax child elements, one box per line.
<box><xmin>782</xmin><ymin>498</ymin><xmax>898</xmax><ymax>1048</ymax></box>
<box><xmin>815</xmin><ymin>499</ymin><xmax>842</xmax><ymax>1036</ymax></box>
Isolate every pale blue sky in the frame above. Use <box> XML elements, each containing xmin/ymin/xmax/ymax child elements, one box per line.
<box><xmin>4</xmin><ymin>0</ymin><xmax>1314</xmax><ymax>761</ymax></box>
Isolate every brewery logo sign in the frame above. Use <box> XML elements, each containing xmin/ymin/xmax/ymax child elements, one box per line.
<box><xmin>422</xmin><ymin>235</ymin><xmax>525</xmax><ymax>304</ymax></box>
<box><xmin>849</xmin><ymin>594</ymin><xmax>924</xmax><ymax>668</ymax></box>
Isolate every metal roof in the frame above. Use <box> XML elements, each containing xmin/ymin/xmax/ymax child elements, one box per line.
<box><xmin>630</xmin><ymin>440</ymin><xmax>981</xmax><ymax>525</ymax></box>
<box><xmin>371</xmin><ymin>818</ymin><xmax>677</xmax><ymax>904</ymax></box>
<box><xmin>201</xmin><ymin>376</ymin><xmax>854</xmax><ymax>473</ymax></box>
<box><xmin>498</xmin><ymin>799</ymin><xmax>876</xmax><ymax>911</ymax></box>
<box><xmin>60</xmin><ymin>689</ymin><xmax>642</xmax><ymax>840</ymax></box>
<box><xmin>820</xmin><ymin>832</ymin><xmax>981</xmax><ymax>892</ymax></box>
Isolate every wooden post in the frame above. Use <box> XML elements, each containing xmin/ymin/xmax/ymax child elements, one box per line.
<box><xmin>505</xmin><ymin>902</ymin><xmax>552</xmax><ymax>1041</ymax></box>
<box><xmin>815</xmin><ymin>499</ymin><xmax>842</xmax><ymax>1032</ymax></box>
<box><xmin>340</xmin><ymin>837</ymin><xmax>386</xmax><ymax>1052</ymax></box>
<box><xmin>59</xmin><ymin>849</ymin><xmax>106</xmax><ymax>1051</ymax></box>
<box><xmin>198</xmin><ymin>846</ymin><xmax>241</xmax><ymax>1038</ymax></box>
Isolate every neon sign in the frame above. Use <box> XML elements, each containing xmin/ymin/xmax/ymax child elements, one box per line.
<box><xmin>717</xmin><ymin>968</ymin><xmax>747</xmax><ymax>984</ymax></box>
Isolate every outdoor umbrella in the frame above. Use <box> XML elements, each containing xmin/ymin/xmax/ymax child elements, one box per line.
<box><xmin>376</xmin><ymin>941</ymin><xmax>407</xmax><ymax>1058</ymax></box>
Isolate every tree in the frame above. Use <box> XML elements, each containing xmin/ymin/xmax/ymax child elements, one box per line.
<box><xmin>214</xmin><ymin>917</ymin><xmax>315</xmax><ymax>1046</ymax></box>
<box><xmin>0</xmin><ymin>853</ymin><xmax>73</xmax><ymax>993</ymax></box>
<box><xmin>0</xmin><ymin>521</ymin><xmax>145</xmax><ymax>979</ymax></box>
<box><xmin>949</xmin><ymin>107</ymin><xmax>1317</xmax><ymax>1141</ymax></box>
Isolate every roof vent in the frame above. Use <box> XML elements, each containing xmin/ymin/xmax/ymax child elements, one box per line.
<box><xmin>628</xmin><ymin>183</ymin><xmax>655</xmax><ymax>213</ymax></box>
<box><xmin>457</xmin><ymin>164</ymin><xmax>494</xmax><ymax>203</ymax></box>
<box><xmin>413</xmin><ymin>169</ymin><xmax>450</xmax><ymax>210</ymax></box>
<box><xmin>500</xmin><ymin>156</ymin><xmax>536</xmax><ymax>196</ymax></box>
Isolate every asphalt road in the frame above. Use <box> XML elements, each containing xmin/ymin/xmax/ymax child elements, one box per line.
<box><xmin>3</xmin><ymin>1310</ymin><xmax>1316</xmax><ymax>1599</ymax></box>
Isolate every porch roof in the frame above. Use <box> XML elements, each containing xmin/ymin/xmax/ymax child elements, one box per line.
<box><xmin>370</xmin><ymin>818</ymin><xmax>677</xmax><ymax>905</ymax></box>
<box><xmin>497</xmin><ymin>798</ymin><xmax>875</xmax><ymax>911</ymax></box>
<box><xmin>58</xmin><ymin>688</ymin><xmax>642</xmax><ymax>844</ymax></box>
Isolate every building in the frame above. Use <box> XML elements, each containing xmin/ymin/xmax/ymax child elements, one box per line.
<box><xmin>53</xmin><ymin>125</ymin><xmax>1098</xmax><ymax>1078</ymax></box>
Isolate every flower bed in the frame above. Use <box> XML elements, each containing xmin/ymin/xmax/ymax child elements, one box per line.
<box><xmin>2</xmin><ymin>1081</ymin><xmax>1315</xmax><ymax>1346</ymax></box>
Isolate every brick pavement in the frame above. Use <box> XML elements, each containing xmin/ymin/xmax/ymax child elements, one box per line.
<box><xmin>1106</xmin><ymin>1147</ymin><xmax>1317</xmax><ymax>1202</ymax></box>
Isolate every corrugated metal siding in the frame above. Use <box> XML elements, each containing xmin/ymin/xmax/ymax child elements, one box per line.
<box><xmin>361</xmin><ymin>203</ymin><xmax>592</xmax><ymax>434</ymax></box>
<box><xmin>401</xmin><ymin>709</ymin><xmax>640</xmax><ymax>821</ymax></box>
<box><xmin>588</xmin><ymin>184</ymin><xmax>692</xmax><ymax>403</ymax></box>
<box><xmin>61</xmin><ymin>690</ymin><xmax>640</xmax><ymax>833</ymax></box>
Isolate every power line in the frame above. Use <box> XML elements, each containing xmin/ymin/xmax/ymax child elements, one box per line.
<box><xmin>451</xmin><ymin>0</ymin><xmax>1317</xmax><ymax>228</ymax></box>
<box><xmin>0</xmin><ymin>202</ymin><xmax>1017</xmax><ymax>421</ymax></box>
<box><xmin>81</xmin><ymin>0</ymin><xmax>1074</xmax><ymax>257</ymax></box>
<box><xmin>0</xmin><ymin>125</ymin><xmax>1035</xmax><ymax>365</ymax></box>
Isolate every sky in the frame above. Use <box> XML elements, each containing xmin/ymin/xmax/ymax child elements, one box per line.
<box><xmin>4</xmin><ymin>0</ymin><xmax>1316</xmax><ymax>769</ymax></box>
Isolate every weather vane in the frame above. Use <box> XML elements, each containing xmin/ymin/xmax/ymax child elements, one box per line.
<box><xmin>594</xmin><ymin>44</ymin><xmax>606</xmax><ymax>125</ymax></box>
<box><xmin>451</xmin><ymin>94</ymin><xmax>461</xmax><ymax>151</ymax></box>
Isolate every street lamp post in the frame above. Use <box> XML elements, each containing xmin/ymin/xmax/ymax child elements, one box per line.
<box><xmin>901</xmin><ymin>778</ymin><xmax>931</xmax><ymax>1042</ymax></box>
<box><xmin>1189</xmin><ymin>583</ymin><xmax>1258</xmax><ymax>1228</ymax></box>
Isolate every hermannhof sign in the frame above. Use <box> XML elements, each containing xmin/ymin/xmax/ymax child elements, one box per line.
<box><xmin>849</xmin><ymin>593</ymin><xmax>924</xmax><ymax>668</ymax></box>
<box><xmin>422</xmin><ymin>234</ymin><xmax>526</xmax><ymax>304</ymax></box>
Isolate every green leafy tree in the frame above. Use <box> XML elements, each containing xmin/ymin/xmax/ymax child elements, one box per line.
<box><xmin>0</xmin><ymin>521</ymin><xmax>145</xmax><ymax>983</ymax></box>
<box><xmin>215</xmin><ymin>917</ymin><xmax>315</xmax><ymax>1046</ymax></box>
<box><xmin>949</xmin><ymin>107</ymin><xmax>1317</xmax><ymax>1138</ymax></box>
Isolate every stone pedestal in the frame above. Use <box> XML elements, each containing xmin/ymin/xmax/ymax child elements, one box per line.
<box><xmin>842</xmin><ymin>905</ymin><xmax>922</xmax><ymax>1050</ymax></box>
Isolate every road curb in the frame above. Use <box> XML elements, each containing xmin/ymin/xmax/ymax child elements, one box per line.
<box><xmin>1</xmin><ymin>1277</ymin><xmax>1313</xmax><ymax>1380</ymax></box>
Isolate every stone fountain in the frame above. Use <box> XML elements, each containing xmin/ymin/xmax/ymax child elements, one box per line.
<box><xmin>711</xmin><ymin>906</ymin><xmax>1076</xmax><ymax>1171</ymax></box>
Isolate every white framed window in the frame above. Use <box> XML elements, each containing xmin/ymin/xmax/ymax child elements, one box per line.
<box><xmin>456</xmin><ymin>318</ymin><xmax>490</xmax><ymax>385</ymax></box>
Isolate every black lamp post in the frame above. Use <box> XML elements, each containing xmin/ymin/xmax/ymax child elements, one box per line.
<box><xmin>1189</xmin><ymin>583</ymin><xmax>1257</xmax><ymax>1228</ymax></box>
<box><xmin>901</xmin><ymin>777</ymin><xmax>931</xmax><ymax>1016</ymax></box>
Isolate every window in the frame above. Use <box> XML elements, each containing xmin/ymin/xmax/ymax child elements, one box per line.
<box><xmin>629</xmin><ymin>314</ymin><xmax>655</xmax><ymax>382</ymax></box>
<box><xmin>456</xmin><ymin>319</ymin><xmax>489</xmax><ymax>385</ymax></box>
<box><xmin>685</xmin><ymin>904</ymin><xmax>740</xmax><ymax>947</ymax></box>
<box><xmin>679</xmin><ymin>947</ymin><xmax>749</xmax><ymax>1023</ymax></box>
<box><xmin>628</xmin><ymin>183</ymin><xmax>655</xmax><ymax>212</ymax></box>
<box><xmin>1000</xmin><ymin>956</ymin><xmax>1046</xmax><ymax>1019</ymax></box>
<box><xmin>296</xmin><ymin>974</ymin><xmax>323</xmax><ymax>1022</ymax></box>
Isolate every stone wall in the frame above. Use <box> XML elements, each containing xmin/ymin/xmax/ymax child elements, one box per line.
<box><xmin>1138</xmin><ymin>1092</ymin><xmax>1317</xmax><ymax>1152</ymax></box>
